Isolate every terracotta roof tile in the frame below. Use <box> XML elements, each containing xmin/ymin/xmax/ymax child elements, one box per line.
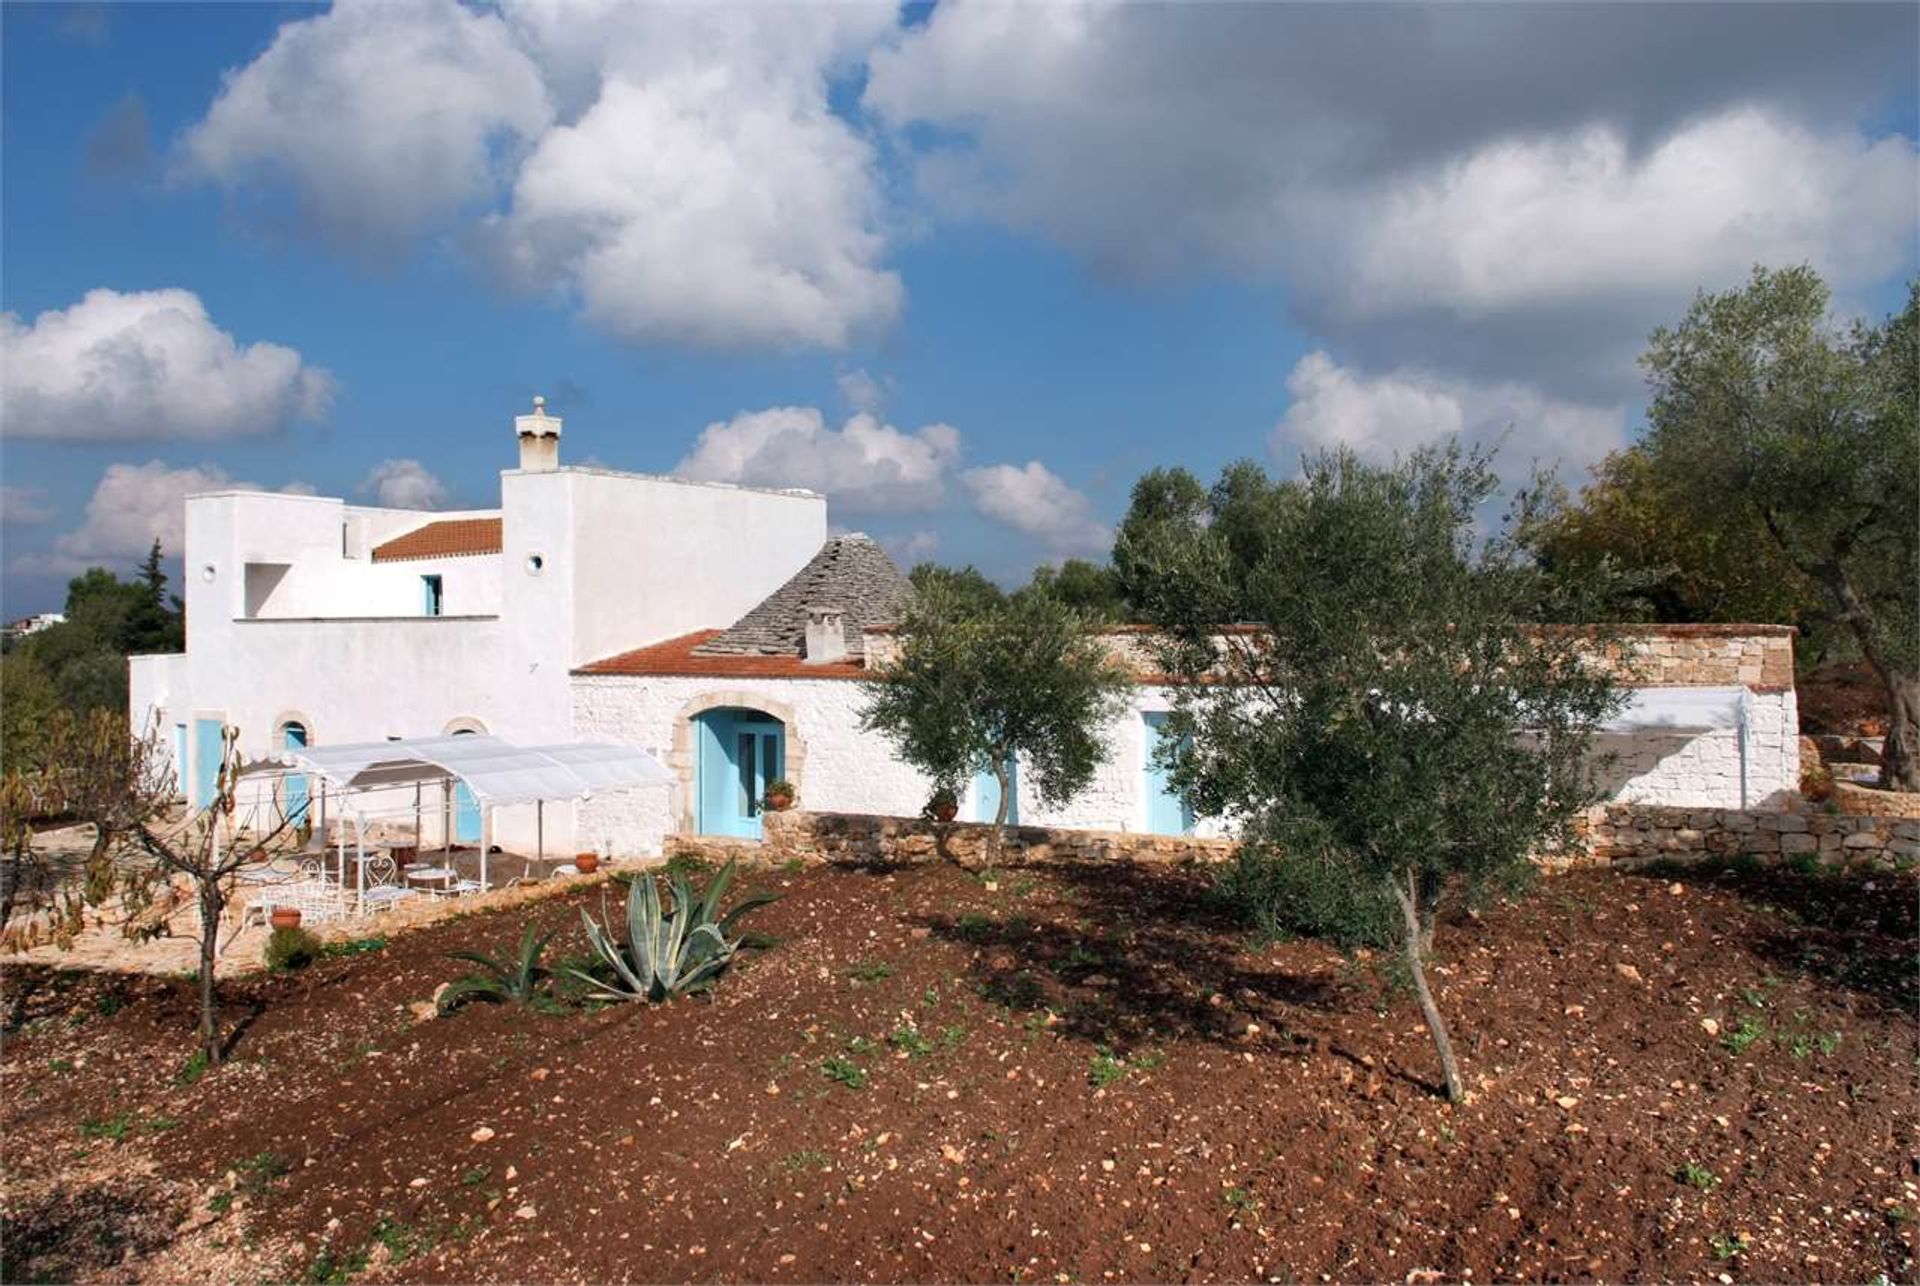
<box><xmin>371</xmin><ymin>517</ymin><xmax>503</xmax><ymax>563</ymax></box>
<box><xmin>577</xmin><ymin>630</ymin><xmax>870</xmax><ymax>680</ymax></box>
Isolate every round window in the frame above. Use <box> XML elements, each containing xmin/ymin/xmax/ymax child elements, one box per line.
<box><xmin>200</xmin><ymin>563</ymin><xmax>217</xmax><ymax>582</ymax></box>
<box><xmin>525</xmin><ymin>553</ymin><xmax>545</xmax><ymax>576</ymax></box>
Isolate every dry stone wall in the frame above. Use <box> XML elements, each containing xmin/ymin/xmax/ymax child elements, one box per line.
<box><xmin>1576</xmin><ymin>803</ymin><xmax>1916</xmax><ymax>869</ymax></box>
<box><xmin>666</xmin><ymin>809</ymin><xmax>1237</xmax><ymax>870</ymax></box>
<box><xmin>663</xmin><ymin>801</ymin><xmax>1916</xmax><ymax>874</ymax></box>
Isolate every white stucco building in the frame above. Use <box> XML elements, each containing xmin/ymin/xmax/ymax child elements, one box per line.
<box><xmin>130</xmin><ymin>399</ymin><xmax>1800</xmax><ymax>860</ymax></box>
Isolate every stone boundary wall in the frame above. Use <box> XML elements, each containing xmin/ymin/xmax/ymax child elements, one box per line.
<box><xmin>666</xmin><ymin>798</ymin><xmax>1915</xmax><ymax>874</ymax></box>
<box><xmin>1829</xmin><ymin>781</ymin><xmax>1920</xmax><ymax>819</ymax></box>
<box><xmin>1577</xmin><ymin>803</ymin><xmax>1916</xmax><ymax>869</ymax></box>
<box><xmin>667</xmin><ymin>809</ymin><xmax>1237</xmax><ymax>870</ymax></box>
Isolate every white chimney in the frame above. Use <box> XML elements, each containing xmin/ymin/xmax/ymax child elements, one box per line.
<box><xmin>515</xmin><ymin>395</ymin><xmax>562</xmax><ymax>472</ymax></box>
<box><xmin>804</xmin><ymin>605</ymin><xmax>848</xmax><ymax>664</ymax></box>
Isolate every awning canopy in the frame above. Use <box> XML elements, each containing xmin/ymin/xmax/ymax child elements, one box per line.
<box><xmin>244</xmin><ymin>733</ymin><xmax>672</xmax><ymax>806</ymax></box>
<box><xmin>1599</xmin><ymin>686</ymin><xmax>1747</xmax><ymax>734</ymax></box>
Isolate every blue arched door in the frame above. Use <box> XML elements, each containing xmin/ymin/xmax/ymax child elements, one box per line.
<box><xmin>282</xmin><ymin>723</ymin><xmax>310</xmax><ymax>825</ymax></box>
<box><xmin>452</xmin><ymin>728</ymin><xmax>482</xmax><ymax>843</ymax></box>
<box><xmin>695</xmin><ymin>708</ymin><xmax>785</xmax><ymax>838</ymax></box>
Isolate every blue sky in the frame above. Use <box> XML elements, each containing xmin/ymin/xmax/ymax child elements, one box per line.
<box><xmin>3</xmin><ymin>1</ymin><xmax>1915</xmax><ymax>615</ymax></box>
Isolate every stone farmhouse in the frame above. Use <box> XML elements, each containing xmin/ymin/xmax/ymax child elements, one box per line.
<box><xmin>129</xmin><ymin>400</ymin><xmax>1801</xmax><ymax>859</ymax></box>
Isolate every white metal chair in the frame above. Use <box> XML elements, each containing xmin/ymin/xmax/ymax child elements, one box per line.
<box><xmin>358</xmin><ymin>855</ymin><xmax>419</xmax><ymax>915</ymax></box>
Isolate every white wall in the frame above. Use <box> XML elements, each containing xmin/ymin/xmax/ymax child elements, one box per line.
<box><xmin>552</xmin><ymin>469</ymin><xmax>826</xmax><ymax>667</ymax></box>
<box><xmin>570</xmin><ymin>676</ymin><xmax>1803</xmax><ymax>856</ymax></box>
<box><xmin>186</xmin><ymin>491</ymin><xmax>504</xmax><ymax>622</ymax></box>
<box><xmin>149</xmin><ymin>470</ymin><xmax>826</xmax><ymax>858</ymax></box>
<box><xmin>1598</xmin><ymin>690</ymin><xmax>1799</xmax><ymax>809</ymax></box>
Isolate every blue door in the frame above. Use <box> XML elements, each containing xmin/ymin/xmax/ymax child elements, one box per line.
<box><xmin>452</xmin><ymin>728</ymin><xmax>482</xmax><ymax>842</ymax></box>
<box><xmin>282</xmin><ymin>723</ymin><xmax>310</xmax><ymax>825</ymax></box>
<box><xmin>192</xmin><ymin>718</ymin><xmax>224</xmax><ymax>809</ymax></box>
<box><xmin>974</xmin><ymin>756</ymin><xmax>1019</xmax><ymax>824</ymax></box>
<box><xmin>1143</xmin><ymin>712</ymin><xmax>1194</xmax><ymax>836</ymax></box>
<box><xmin>696</xmin><ymin>709</ymin><xmax>784</xmax><ymax>838</ymax></box>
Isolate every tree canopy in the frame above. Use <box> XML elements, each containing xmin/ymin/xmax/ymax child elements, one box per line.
<box><xmin>1126</xmin><ymin>444</ymin><xmax>1622</xmax><ymax>1100</ymax></box>
<box><xmin>1635</xmin><ymin>266</ymin><xmax>1918</xmax><ymax>788</ymax></box>
<box><xmin>861</xmin><ymin>578</ymin><xmax>1130</xmax><ymax>862</ymax></box>
<box><xmin>2</xmin><ymin>542</ymin><xmax>184</xmax><ymax>770</ymax></box>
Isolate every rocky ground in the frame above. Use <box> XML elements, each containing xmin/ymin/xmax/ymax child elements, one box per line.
<box><xmin>2</xmin><ymin>857</ymin><xmax>1914</xmax><ymax>1283</ymax></box>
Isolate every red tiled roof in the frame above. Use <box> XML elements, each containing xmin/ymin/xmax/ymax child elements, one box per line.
<box><xmin>576</xmin><ymin>630</ymin><xmax>870</xmax><ymax>679</ymax></box>
<box><xmin>371</xmin><ymin>517</ymin><xmax>503</xmax><ymax>563</ymax></box>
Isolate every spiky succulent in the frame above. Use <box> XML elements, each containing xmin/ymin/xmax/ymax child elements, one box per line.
<box><xmin>438</xmin><ymin>922</ymin><xmax>556</xmax><ymax>1012</ymax></box>
<box><xmin>568</xmin><ymin>857</ymin><xmax>777</xmax><ymax>1003</ymax></box>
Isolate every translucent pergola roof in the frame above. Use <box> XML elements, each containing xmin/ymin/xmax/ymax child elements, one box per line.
<box><xmin>247</xmin><ymin>734</ymin><xmax>671</xmax><ymax>805</ymax></box>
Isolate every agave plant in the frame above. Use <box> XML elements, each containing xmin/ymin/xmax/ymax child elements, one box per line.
<box><xmin>437</xmin><ymin>922</ymin><xmax>557</xmax><ymax>1013</ymax></box>
<box><xmin>568</xmin><ymin>857</ymin><xmax>777</xmax><ymax>1002</ymax></box>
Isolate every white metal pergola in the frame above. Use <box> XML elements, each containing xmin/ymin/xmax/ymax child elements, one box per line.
<box><xmin>241</xmin><ymin>734</ymin><xmax>672</xmax><ymax>894</ymax></box>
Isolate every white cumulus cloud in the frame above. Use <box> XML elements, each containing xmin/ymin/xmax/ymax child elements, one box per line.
<box><xmin>676</xmin><ymin>406</ymin><xmax>959</xmax><ymax>514</ymax></box>
<box><xmin>1331</xmin><ymin>109</ymin><xmax>1919</xmax><ymax>323</ymax></box>
<box><xmin>11</xmin><ymin>461</ymin><xmax>312</xmax><ymax>576</ymax></box>
<box><xmin>1</xmin><ymin>288</ymin><xmax>334</xmax><ymax>441</ymax></box>
<box><xmin>179</xmin><ymin>0</ymin><xmax>552</xmax><ymax>252</ymax></box>
<box><xmin>178</xmin><ymin>0</ymin><xmax>900</xmax><ymax>350</ymax></box>
<box><xmin>962</xmin><ymin>461</ymin><xmax>1111</xmax><ymax>558</ymax></box>
<box><xmin>867</xmin><ymin>4</ymin><xmax>1919</xmax><ymax>397</ymax></box>
<box><xmin>1273</xmin><ymin>351</ymin><xmax>1628</xmax><ymax>473</ymax></box>
<box><xmin>360</xmin><ymin>458</ymin><xmax>451</xmax><ymax>510</ymax></box>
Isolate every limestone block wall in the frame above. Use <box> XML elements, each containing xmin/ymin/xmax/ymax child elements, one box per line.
<box><xmin>1578</xmin><ymin>803</ymin><xmax>1915</xmax><ymax>869</ymax></box>
<box><xmin>667</xmin><ymin>808</ymin><xmax>1238</xmax><ymax>869</ymax></box>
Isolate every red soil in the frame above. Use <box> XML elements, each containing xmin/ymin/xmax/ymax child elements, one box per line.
<box><xmin>2</xmin><ymin>859</ymin><xmax>1914</xmax><ymax>1283</ymax></box>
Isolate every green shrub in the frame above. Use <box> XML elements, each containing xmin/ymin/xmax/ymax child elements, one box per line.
<box><xmin>265</xmin><ymin>926</ymin><xmax>322</xmax><ymax>972</ymax></box>
<box><xmin>438</xmin><ymin>924</ymin><xmax>557</xmax><ymax>1013</ymax></box>
<box><xmin>1206</xmin><ymin>838</ymin><xmax>1398</xmax><ymax>951</ymax></box>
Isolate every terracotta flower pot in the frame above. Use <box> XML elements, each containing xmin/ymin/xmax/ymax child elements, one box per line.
<box><xmin>765</xmin><ymin>792</ymin><xmax>794</xmax><ymax>813</ymax></box>
<box><xmin>932</xmin><ymin>801</ymin><xmax>959</xmax><ymax>824</ymax></box>
<box><xmin>270</xmin><ymin>906</ymin><xmax>302</xmax><ymax>932</ymax></box>
<box><xmin>575</xmin><ymin>852</ymin><xmax>600</xmax><ymax>875</ymax></box>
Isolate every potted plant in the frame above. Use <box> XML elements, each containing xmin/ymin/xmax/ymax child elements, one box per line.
<box><xmin>924</xmin><ymin>785</ymin><xmax>959</xmax><ymax>824</ymax></box>
<box><xmin>574</xmin><ymin>850</ymin><xmax>600</xmax><ymax>875</ymax></box>
<box><xmin>269</xmin><ymin>905</ymin><xmax>303</xmax><ymax>932</ymax></box>
<box><xmin>763</xmin><ymin>780</ymin><xmax>796</xmax><ymax>812</ymax></box>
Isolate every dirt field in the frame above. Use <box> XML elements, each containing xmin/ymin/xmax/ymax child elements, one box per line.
<box><xmin>2</xmin><ymin>857</ymin><xmax>1914</xmax><ymax>1283</ymax></box>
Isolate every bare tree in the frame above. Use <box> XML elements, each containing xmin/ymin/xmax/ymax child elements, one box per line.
<box><xmin>124</xmin><ymin>725</ymin><xmax>295</xmax><ymax>1067</ymax></box>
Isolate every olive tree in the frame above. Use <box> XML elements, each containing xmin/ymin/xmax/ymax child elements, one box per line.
<box><xmin>1123</xmin><ymin>445</ymin><xmax>1621</xmax><ymax>1101</ymax></box>
<box><xmin>1639</xmin><ymin>267</ymin><xmax>1919</xmax><ymax>788</ymax></box>
<box><xmin>861</xmin><ymin>580</ymin><xmax>1130</xmax><ymax>864</ymax></box>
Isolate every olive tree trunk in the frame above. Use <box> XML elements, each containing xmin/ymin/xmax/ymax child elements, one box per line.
<box><xmin>1390</xmin><ymin>872</ymin><xmax>1465</xmax><ymax>1103</ymax></box>
<box><xmin>1882</xmin><ymin>674</ymin><xmax>1920</xmax><ymax>794</ymax></box>
<box><xmin>985</xmin><ymin>756</ymin><xmax>1012</xmax><ymax>869</ymax></box>
<box><xmin>1809</xmin><ymin>554</ymin><xmax>1918</xmax><ymax>793</ymax></box>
